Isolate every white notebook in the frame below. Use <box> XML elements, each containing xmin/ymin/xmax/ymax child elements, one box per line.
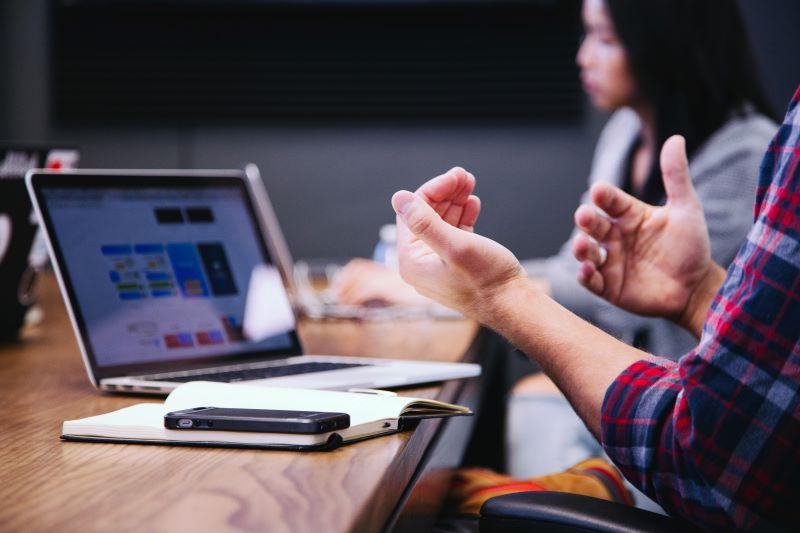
<box><xmin>62</xmin><ymin>382</ymin><xmax>472</xmax><ymax>451</ymax></box>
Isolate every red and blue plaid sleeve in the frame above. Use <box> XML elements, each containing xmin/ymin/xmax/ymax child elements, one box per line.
<box><xmin>601</xmin><ymin>86</ymin><xmax>800</xmax><ymax>531</ymax></box>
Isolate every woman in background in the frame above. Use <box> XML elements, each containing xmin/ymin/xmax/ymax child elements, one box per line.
<box><xmin>336</xmin><ymin>0</ymin><xmax>777</xmax><ymax>506</ymax></box>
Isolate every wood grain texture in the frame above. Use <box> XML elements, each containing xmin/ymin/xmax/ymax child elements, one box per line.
<box><xmin>0</xmin><ymin>273</ymin><xmax>478</xmax><ymax>533</ymax></box>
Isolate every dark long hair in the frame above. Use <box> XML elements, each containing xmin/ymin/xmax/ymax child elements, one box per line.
<box><xmin>604</xmin><ymin>0</ymin><xmax>775</xmax><ymax>203</ymax></box>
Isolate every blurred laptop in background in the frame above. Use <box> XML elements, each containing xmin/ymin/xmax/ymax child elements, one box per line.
<box><xmin>0</xmin><ymin>144</ymin><xmax>79</xmax><ymax>340</ymax></box>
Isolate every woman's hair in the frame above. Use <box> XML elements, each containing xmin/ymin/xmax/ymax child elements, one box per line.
<box><xmin>604</xmin><ymin>0</ymin><xmax>776</xmax><ymax>203</ymax></box>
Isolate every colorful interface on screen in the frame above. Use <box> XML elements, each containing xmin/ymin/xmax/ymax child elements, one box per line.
<box><xmin>42</xmin><ymin>185</ymin><xmax>296</xmax><ymax>367</ymax></box>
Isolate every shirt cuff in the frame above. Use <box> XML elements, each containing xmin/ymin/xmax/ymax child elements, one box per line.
<box><xmin>600</xmin><ymin>358</ymin><xmax>681</xmax><ymax>491</ymax></box>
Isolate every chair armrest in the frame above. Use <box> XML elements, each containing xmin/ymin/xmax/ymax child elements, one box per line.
<box><xmin>479</xmin><ymin>491</ymin><xmax>697</xmax><ymax>533</ymax></box>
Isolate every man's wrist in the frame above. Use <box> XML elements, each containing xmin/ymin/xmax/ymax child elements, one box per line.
<box><xmin>678</xmin><ymin>263</ymin><xmax>726</xmax><ymax>338</ymax></box>
<box><xmin>475</xmin><ymin>275</ymin><xmax>539</xmax><ymax>331</ymax></box>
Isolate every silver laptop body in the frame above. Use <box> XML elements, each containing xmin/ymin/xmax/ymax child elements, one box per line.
<box><xmin>26</xmin><ymin>169</ymin><xmax>479</xmax><ymax>395</ymax></box>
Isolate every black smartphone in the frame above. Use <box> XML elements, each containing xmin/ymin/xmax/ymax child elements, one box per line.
<box><xmin>164</xmin><ymin>407</ymin><xmax>350</xmax><ymax>434</ymax></box>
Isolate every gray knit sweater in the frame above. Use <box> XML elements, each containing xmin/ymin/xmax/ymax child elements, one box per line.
<box><xmin>523</xmin><ymin>108</ymin><xmax>777</xmax><ymax>358</ymax></box>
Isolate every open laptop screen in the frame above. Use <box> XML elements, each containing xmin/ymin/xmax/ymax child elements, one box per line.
<box><xmin>32</xmin><ymin>173</ymin><xmax>302</xmax><ymax>379</ymax></box>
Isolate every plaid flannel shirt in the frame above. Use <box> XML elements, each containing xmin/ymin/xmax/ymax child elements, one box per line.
<box><xmin>601</xmin><ymin>85</ymin><xmax>800</xmax><ymax>531</ymax></box>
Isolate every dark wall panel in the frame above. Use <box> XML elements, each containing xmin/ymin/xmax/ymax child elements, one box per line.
<box><xmin>738</xmin><ymin>0</ymin><xmax>800</xmax><ymax>114</ymax></box>
<box><xmin>52</xmin><ymin>0</ymin><xmax>583</xmax><ymax>122</ymax></box>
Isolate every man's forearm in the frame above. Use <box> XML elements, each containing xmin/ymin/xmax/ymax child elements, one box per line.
<box><xmin>478</xmin><ymin>278</ymin><xmax>648</xmax><ymax>437</ymax></box>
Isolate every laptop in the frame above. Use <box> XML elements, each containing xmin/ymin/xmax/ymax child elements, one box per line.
<box><xmin>243</xmin><ymin>164</ymin><xmax>297</xmax><ymax>295</ymax></box>
<box><xmin>26</xmin><ymin>169</ymin><xmax>480</xmax><ymax>394</ymax></box>
<box><xmin>0</xmin><ymin>145</ymin><xmax>79</xmax><ymax>339</ymax></box>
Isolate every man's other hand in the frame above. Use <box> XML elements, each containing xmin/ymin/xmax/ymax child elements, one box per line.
<box><xmin>572</xmin><ymin>135</ymin><xmax>723</xmax><ymax>334</ymax></box>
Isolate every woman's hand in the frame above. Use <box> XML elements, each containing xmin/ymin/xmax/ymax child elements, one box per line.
<box><xmin>333</xmin><ymin>259</ymin><xmax>429</xmax><ymax>306</ymax></box>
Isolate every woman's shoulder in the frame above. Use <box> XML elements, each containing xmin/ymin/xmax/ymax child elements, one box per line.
<box><xmin>691</xmin><ymin>111</ymin><xmax>778</xmax><ymax>175</ymax></box>
<box><xmin>588</xmin><ymin>108</ymin><xmax>641</xmax><ymax>186</ymax></box>
<box><xmin>595</xmin><ymin>108</ymin><xmax>641</xmax><ymax>148</ymax></box>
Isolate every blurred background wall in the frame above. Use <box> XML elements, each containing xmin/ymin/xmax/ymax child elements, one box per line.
<box><xmin>1</xmin><ymin>0</ymin><xmax>798</xmax><ymax>261</ymax></box>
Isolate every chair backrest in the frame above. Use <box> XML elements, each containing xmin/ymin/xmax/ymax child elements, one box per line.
<box><xmin>479</xmin><ymin>491</ymin><xmax>698</xmax><ymax>533</ymax></box>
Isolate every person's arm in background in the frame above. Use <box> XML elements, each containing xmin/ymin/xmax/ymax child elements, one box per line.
<box><xmin>679</xmin><ymin>112</ymin><xmax>776</xmax><ymax>272</ymax></box>
<box><xmin>333</xmin><ymin>257</ymin><xmax>430</xmax><ymax>306</ymax></box>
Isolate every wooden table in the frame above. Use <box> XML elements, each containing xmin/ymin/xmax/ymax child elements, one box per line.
<box><xmin>0</xmin><ymin>274</ymin><xmax>482</xmax><ymax>533</ymax></box>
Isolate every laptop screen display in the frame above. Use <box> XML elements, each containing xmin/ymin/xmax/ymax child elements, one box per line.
<box><xmin>38</xmin><ymin>179</ymin><xmax>298</xmax><ymax>371</ymax></box>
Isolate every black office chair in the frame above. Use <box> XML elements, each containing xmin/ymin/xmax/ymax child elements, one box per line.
<box><xmin>479</xmin><ymin>491</ymin><xmax>700</xmax><ymax>532</ymax></box>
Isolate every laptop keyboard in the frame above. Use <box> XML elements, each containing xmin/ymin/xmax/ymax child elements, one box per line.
<box><xmin>154</xmin><ymin>361</ymin><xmax>369</xmax><ymax>383</ymax></box>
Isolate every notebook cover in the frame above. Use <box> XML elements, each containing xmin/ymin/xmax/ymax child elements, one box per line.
<box><xmin>59</xmin><ymin>428</ymin><xmax>413</xmax><ymax>452</ymax></box>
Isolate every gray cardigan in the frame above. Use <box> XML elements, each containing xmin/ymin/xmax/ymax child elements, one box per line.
<box><xmin>523</xmin><ymin>108</ymin><xmax>777</xmax><ymax>358</ymax></box>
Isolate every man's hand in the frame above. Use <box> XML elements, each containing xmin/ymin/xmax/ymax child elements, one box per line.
<box><xmin>391</xmin><ymin>168</ymin><xmax>527</xmax><ymax>320</ymax></box>
<box><xmin>572</xmin><ymin>136</ymin><xmax>725</xmax><ymax>336</ymax></box>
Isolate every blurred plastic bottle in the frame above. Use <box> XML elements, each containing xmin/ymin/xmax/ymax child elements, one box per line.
<box><xmin>372</xmin><ymin>224</ymin><xmax>398</xmax><ymax>269</ymax></box>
